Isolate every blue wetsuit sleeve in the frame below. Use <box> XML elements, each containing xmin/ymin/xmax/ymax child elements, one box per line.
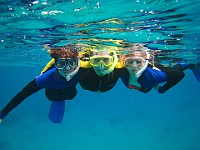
<box><xmin>148</xmin><ymin>68</ymin><xmax>168</xmax><ymax>83</ymax></box>
<box><xmin>36</xmin><ymin>68</ymin><xmax>70</xmax><ymax>89</ymax></box>
<box><xmin>36</xmin><ymin>68</ymin><xmax>54</xmax><ymax>88</ymax></box>
<box><xmin>0</xmin><ymin>79</ymin><xmax>42</xmax><ymax>119</ymax></box>
<box><xmin>139</xmin><ymin>68</ymin><xmax>168</xmax><ymax>90</ymax></box>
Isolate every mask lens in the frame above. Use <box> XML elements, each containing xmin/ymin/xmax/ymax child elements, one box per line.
<box><xmin>68</xmin><ymin>58</ymin><xmax>78</xmax><ymax>68</ymax></box>
<box><xmin>90</xmin><ymin>57</ymin><xmax>101</xmax><ymax>66</ymax></box>
<box><xmin>90</xmin><ymin>56</ymin><xmax>113</xmax><ymax>66</ymax></box>
<box><xmin>125</xmin><ymin>57</ymin><xmax>145</xmax><ymax>70</ymax></box>
<box><xmin>101</xmin><ymin>57</ymin><xmax>113</xmax><ymax>66</ymax></box>
<box><xmin>55</xmin><ymin>58</ymin><xmax>79</xmax><ymax>69</ymax></box>
<box><xmin>55</xmin><ymin>59</ymin><xmax>66</xmax><ymax>69</ymax></box>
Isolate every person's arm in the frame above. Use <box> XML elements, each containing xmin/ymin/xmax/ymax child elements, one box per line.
<box><xmin>0</xmin><ymin>79</ymin><xmax>42</xmax><ymax>121</ymax></box>
<box><xmin>154</xmin><ymin>64</ymin><xmax>185</xmax><ymax>93</ymax></box>
<box><xmin>158</xmin><ymin>71</ymin><xmax>185</xmax><ymax>93</ymax></box>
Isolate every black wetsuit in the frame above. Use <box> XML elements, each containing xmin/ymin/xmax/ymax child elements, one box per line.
<box><xmin>0</xmin><ymin>68</ymin><xmax>78</xmax><ymax>119</ymax></box>
<box><xmin>78</xmin><ymin>68</ymin><xmax>123</xmax><ymax>92</ymax></box>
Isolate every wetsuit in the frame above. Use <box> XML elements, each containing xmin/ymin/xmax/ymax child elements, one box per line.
<box><xmin>121</xmin><ymin>63</ymin><xmax>188</xmax><ymax>93</ymax></box>
<box><xmin>0</xmin><ymin>68</ymin><xmax>78</xmax><ymax>119</ymax></box>
<box><xmin>78</xmin><ymin>68</ymin><xmax>122</xmax><ymax>92</ymax></box>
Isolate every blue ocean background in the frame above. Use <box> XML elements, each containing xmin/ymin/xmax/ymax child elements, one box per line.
<box><xmin>1</xmin><ymin>67</ymin><xmax>200</xmax><ymax>150</ymax></box>
<box><xmin>1</xmin><ymin>0</ymin><xmax>200</xmax><ymax>150</ymax></box>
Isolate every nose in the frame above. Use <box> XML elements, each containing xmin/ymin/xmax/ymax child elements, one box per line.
<box><xmin>132</xmin><ymin>61</ymin><xmax>137</xmax><ymax>68</ymax></box>
<box><xmin>65</xmin><ymin>64</ymin><xmax>71</xmax><ymax>70</ymax></box>
<box><xmin>98</xmin><ymin>62</ymin><xmax>105</xmax><ymax>70</ymax></box>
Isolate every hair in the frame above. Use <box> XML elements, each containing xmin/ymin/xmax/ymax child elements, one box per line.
<box><xmin>124</xmin><ymin>53</ymin><xmax>147</xmax><ymax>58</ymax></box>
<box><xmin>49</xmin><ymin>44</ymin><xmax>78</xmax><ymax>60</ymax></box>
<box><xmin>124</xmin><ymin>43</ymin><xmax>149</xmax><ymax>54</ymax></box>
<box><xmin>90</xmin><ymin>50</ymin><xmax>116</xmax><ymax>57</ymax></box>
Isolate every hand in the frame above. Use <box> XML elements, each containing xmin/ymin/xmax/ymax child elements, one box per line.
<box><xmin>0</xmin><ymin>118</ymin><xmax>2</xmax><ymax>124</ymax></box>
<box><xmin>154</xmin><ymin>84</ymin><xmax>159</xmax><ymax>91</ymax></box>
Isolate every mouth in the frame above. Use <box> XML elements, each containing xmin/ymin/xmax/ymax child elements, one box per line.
<box><xmin>132</xmin><ymin>69</ymin><xmax>139</xmax><ymax>73</ymax></box>
<box><xmin>97</xmin><ymin>68</ymin><xmax>107</xmax><ymax>73</ymax></box>
<box><xmin>64</xmin><ymin>69</ymin><xmax>73</xmax><ymax>74</ymax></box>
<box><xmin>97</xmin><ymin>66</ymin><xmax>109</xmax><ymax>71</ymax></box>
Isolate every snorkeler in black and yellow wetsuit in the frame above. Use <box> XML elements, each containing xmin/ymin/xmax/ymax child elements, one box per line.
<box><xmin>78</xmin><ymin>50</ymin><xmax>124</xmax><ymax>92</ymax></box>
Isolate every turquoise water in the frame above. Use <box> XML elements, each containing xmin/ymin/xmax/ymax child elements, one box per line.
<box><xmin>0</xmin><ymin>0</ymin><xmax>200</xmax><ymax>150</ymax></box>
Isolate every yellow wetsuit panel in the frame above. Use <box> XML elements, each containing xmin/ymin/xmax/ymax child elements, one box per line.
<box><xmin>79</xmin><ymin>52</ymin><xmax>92</xmax><ymax>68</ymax></box>
<box><xmin>80</xmin><ymin>60</ymin><xmax>92</xmax><ymax>68</ymax></box>
<box><xmin>115</xmin><ymin>61</ymin><xmax>124</xmax><ymax>68</ymax></box>
<box><xmin>41</xmin><ymin>58</ymin><xmax>55</xmax><ymax>74</ymax></box>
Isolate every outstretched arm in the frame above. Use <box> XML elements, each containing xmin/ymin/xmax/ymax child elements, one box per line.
<box><xmin>152</xmin><ymin>63</ymin><xmax>185</xmax><ymax>93</ymax></box>
<box><xmin>0</xmin><ymin>79</ymin><xmax>42</xmax><ymax>121</ymax></box>
<box><xmin>158</xmin><ymin>69</ymin><xmax>185</xmax><ymax>93</ymax></box>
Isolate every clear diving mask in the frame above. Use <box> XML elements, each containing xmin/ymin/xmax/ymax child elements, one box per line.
<box><xmin>55</xmin><ymin>58</ymin><xmax>80</xmax><ymax>81</ymax></box>
<box><xmin>124</xmin><ymin>56</ymin><xmax>147</xmax><ymax>71</ymax></box>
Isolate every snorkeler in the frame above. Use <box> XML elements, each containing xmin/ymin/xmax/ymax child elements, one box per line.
<box><xmin>78</xmin><ymin>49</ymin><xmax>124</xmax><ymax>92</ymax></box>
<box><xmin>0</xmin><ymin>44</ymin><xmax>80</xmax><ymax>124</ymax></box>
<box><xmin>120</xmin><ymin>43</ymin><xmax>199</xmax><ymax>93</ymax></box>
<box><xmin>42</xmin><ymin>46</ymin><xmax>124</xmax><ymax>93</ymax></box>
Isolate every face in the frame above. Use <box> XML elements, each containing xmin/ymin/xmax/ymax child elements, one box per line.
<box><xmin>50</xmin><ymin>45</ymin><xmax>79</xmax><ymax>80</ymax></box>
<box><xmin>90</xmin><ymin>52</ymin><xmax>115</xmax><ymax>76</ymax></box>
<box><xmin>92</xmin><ymin>62</ymin><xmax>111</xmax><ymax>76</ymax></box>
<box><xmin>125</xmin><ymin>57</ymin><xmax>145</xmax><ymax>71</ymax></box>
<box><xmin>124</xmin><ymin>52</ymin><xmax>148</xmax><ymax>74</ymax></box>
<box><xmin>55</xmin><ymin>58</ymin><xmax>79</xmax><ymax>79</ymax></box>
<box><xmin>90</xmin><ymin>56</ymin><xmax>113</xmax><ymax>67</ymax></box>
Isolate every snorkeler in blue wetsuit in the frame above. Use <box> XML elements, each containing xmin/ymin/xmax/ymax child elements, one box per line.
<box><xmin>121</xmin><ymin>43</ymin><xmax>199</xmax><ymax>93</ymax></box>
<box><xmin>0</xmin><ymin>44</ymin><xmax>80</xmax><ymax>124</ymax></box>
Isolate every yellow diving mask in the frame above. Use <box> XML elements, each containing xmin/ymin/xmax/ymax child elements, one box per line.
<box><xmin>89</xmin><ymin>55</ymin><xmax>114</xmax><ymax>67</ymax></box>
<box><xmin>89</xmin><ymin>50</ymin><xmax>118</xmax><ymax>76</ymax></box>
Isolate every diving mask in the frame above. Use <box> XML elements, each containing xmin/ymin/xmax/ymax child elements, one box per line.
<box><xmin>90</xmin><ymin>51</ymin><xmax>118</xmax><ymax>76</ymax></box>
<box><xmin>124</xmin><ymin>56</ymin><xmax>147</xmax><ymax>71</ymax></box>
<box><xmin>55</xmin><ymin>58</ymin><xmax>79</xmax><ymax>70</ymax></box>
<box><xmin>55</xmin><ymin>58</ymin><xmax>80</xmax><ymax>81</ymax></box>
<box><xmin>89</xmin><ymin>56</ymin><xmax>114</xmax><ymax>67</ymax></box>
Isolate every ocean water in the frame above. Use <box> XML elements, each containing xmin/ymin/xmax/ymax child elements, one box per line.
<box><xmin>0</xmin><ymin>0</ymin><xmax>200</xmax><ymax>150</ymax></box>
